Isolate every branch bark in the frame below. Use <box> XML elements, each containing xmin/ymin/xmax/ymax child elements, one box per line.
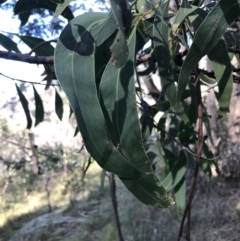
<box><xmin>177</xmin><ymin>73</ymin><xmax>204</xmax><ymax>241</ymax></box>
<box><xmin>0</xmin><ymin>50</ymin><xmax>54</xmax><ymax>64</ymax></box>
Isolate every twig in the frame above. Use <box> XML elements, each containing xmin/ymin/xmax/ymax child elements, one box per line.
<box><xmin>0</xmin><ymin>72</ymin><xmax>60</xmax><ymax>86</ymax></box>
<box><xmin>177</xmin><ymin>73</ymin><xmax>204</xmax><ymax>241</ymax></box>
<box><xmin>109</xmin><ymin>174</ymin><xmax>125</xmax><ymax>241</ymax></box>
<box><xmin>0</xmin><ymin>50</ymin><xmax>54</xmax><ymax>64</ymax></box>
<box><xmin>28</xmin><ymin>39</ymin><xmax>57</xmax><ymax>55</ymax></box>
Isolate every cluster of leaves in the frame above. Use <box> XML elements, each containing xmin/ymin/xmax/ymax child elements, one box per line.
<box><xmin>54</xmin><ymin>0</ymin><xmax>240</xmax><ymax>210</ymax></box>
<box><xmin>1</xmin><ymin>0</ymin><xmax>240</xmax><ymax>210</ymax></box>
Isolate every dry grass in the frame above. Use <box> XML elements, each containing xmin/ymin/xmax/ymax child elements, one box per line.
<box><xmin>0</xmin><ymin>163</ymin><xmax>240</xmax><ymax>241</ymax></box>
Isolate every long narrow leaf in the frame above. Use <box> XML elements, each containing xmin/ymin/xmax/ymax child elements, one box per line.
<box><xmin>177</xmin><ymin>0</ymin><xmax>240</xmax><ymax>102</ymax></box>
<box><xmin>53</xmin><ymin>0</ymin><xmax>73</xmax><ymax>20</ymax></box>
<box><xmin>55</xmin><ymin>88</ymin><xmax>63</xmax><ymax>120</ymax></box>
<box><xmin>33</xmin><ymin>85</ymin><xmax>44</xmax><ymax>127</ymax></box>
<box><xmin>15</xmin><ymin>84</ymin><xmax>32</xmax><ymax>129</ymax></box>
<box><xmin>0</xmin><ymin>33</ymin><xmax>20</xmax><ymax>53</ymax></box>
<box><xmin>161</xmin><ymin>151</ymin><xmax>186</xmax><ymax>192</ymax></box>
<box><xmin>153</xmin><ymin>1</ymin><xmax>187</xmax><ymax>121</ymax></box>
<box><xmin>208</xmin><ymin>38</ymin><xmax>232</xmax><ymax>118</ymax></box>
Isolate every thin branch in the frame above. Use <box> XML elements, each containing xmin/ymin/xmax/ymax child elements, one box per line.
<box><xmin>0</xmin><ymin>50</ymin><xmax>54</xmax><ymax>64</ymax></box>
<box><xmin>28</xmin><ymin>39</ymin><xmax>57</xmax><ymax>55</ymax></box>
<box><xmin>228</xmin><ymin>47</ymin><xmax>240</xmax><ymax>55</ymax></box>
<box><xmin>177</xmin><ymin>73</ymin><xmax>204</xmax><ymax>241</ymax></box>
<box><xmin>0</xmin><ymin>72</ymin><xmax>60</xmax><ymax>86</ymax></box>
<box><xmin>109</xmin><ymin>174</ymin><xmax>125</xmax><ymax>241</ymax></box>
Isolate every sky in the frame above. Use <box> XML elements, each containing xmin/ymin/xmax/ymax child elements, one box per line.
<box><xmin>0</xmin><ymin>0</ymin><xmax>109</xmax><ymax>108</ymax></box>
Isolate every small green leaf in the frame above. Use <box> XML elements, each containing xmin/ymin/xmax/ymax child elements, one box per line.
<box><xmin>55</xmin><ymin>88</ymin><xmax>63</xmax><ymax>120</ymax></box>
<box><xmin>17</xmin><ymin>35</ymin><xmax>55</xmax><ymax>56</ymax></box>
<box><xmin>109</xmin><ymin>0</ymin><xmax>131</xmax><ymax>67</ymax></box>
<box><xmin>0</xmin><ymin>33</ymin><xmax>20</xmax><ymax>53</ymax></box>
<box><xmin>153</xmin><ymin>1</ymin><xmax>188</xmax><ymax>122</ymax></box>
<box><xmin>33</xmin><ymin>85</ymin><xmax>44</xmax><ymax>127</ymax></box>
<box><xmin>208</xmin><ymin>38</ymin><xmax>232</xmax><ymax>118</ymax></box>
<box><xmin>15</xmin><ymin>84</ymin><xmax>32</xmax><ymax>129</ymax></box>
<box><xmin>174</xmin><ymin>176</ymin><xmax>186</xmax><ymax>218</ymax></box>
<box><xmin>162</xmin><ymin>158</ymin><xmax>186</xmax><ymax>192</ymax></box>
<box><xmin>53</xmin><ymin>0</ymin><xmax>73</xmax><ymax>20</ymax></box>
<box><xmin>172</xmin><ymin>0</ymin><xmax>198</xmax><ymax>34</ymax></box>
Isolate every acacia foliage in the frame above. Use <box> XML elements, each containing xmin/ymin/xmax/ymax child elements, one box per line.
<box><xmin>0</xmin><ymin>0</ymin><xmax>239</xmax><ymax>209</ymax></box>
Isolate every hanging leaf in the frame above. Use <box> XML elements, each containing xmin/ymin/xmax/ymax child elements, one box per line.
<box><xmin>161</xmin><ymin>150</ymin><xmax>186</xmax><ymax>192</ymax></box>
<box><xmin>109</xmin><ymin>0</ymin><xmax>131</xmax><ymax>67</ymax></box>
<box><xmin>153</xmin><ymin>1</ymin><xmax>188</xmax><ymax>122</ymax></box>
<box><xmin>33</xmin><ymin>85</ymin><xmax>44</xmax><ymax>127</ymax></box>
<box><xmin>53</xmin><ymin>0</ymin><xmax>73</xmax><ymax>20</ymax></box>
<box><xmin>15</xmin><ymin>84</ymin><xmax>32</xmax><ymax>129</ymax></box>
<box><xmin>174</xmin><ymin>176</ymin><xmax>186</xmax><ymax>218</ymax></box>
<box><xmin>177</xmin><ymin>0</ymin><xmax>240</xmax><ymax>103</ymax></box>
<box><xmin>0</xmin><ymin>33</ymin><xmax>20</xmax><ymax>53</ymax></box>
<box><xmin>55</xmin><ymin>12</ymin><xmax>174</xmax><ymax>208</ymax></box>
<box><xmin>17</xmin><ymin>35</ymin><xmax>55</xmax><ymax>56</ymax></box>
<box><xmin>172</xmin><ymin>0</ymin><xmax>198</xmax><ymax>34</ymax></box>
<box><xmin>55</xmin><ymin>88</ymin><xmax>63</xmax><ymax>120</ymax></box>
<box><xmin>208</xmin><ymin>38</ymin><xmax>232</xmax><ymax>118</ymax></box>
<box><xmin>91</xmin><ymin>13</ymin><xmax>117</xmax><ymax>47</ymax></box>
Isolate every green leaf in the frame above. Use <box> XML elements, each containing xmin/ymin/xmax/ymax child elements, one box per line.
<box><xmin>33</xmin><ymin>85</ymin><xmax>44</xmax><ymax>127</ymax></box>
<box><xmin>109</xmin><ymin>0</ymin><xmax>131</xmax><ymax>67</ymax></box>
<box><xmin>177</xmin><ymin>0</ymin><xmax>240</xmax><ymax>102</ymax></box>
<box><xmin>17</xmin><ymin>35</ymin><xmax>55</xmax><ymax>56</ymax></box>
<box><xmin>15</xmin><ymin>84</ymin><xmax>32</xmax><ymax>129</ymax></box>
<box><xmin>14</xmin><ymin>0</ymin><xmax>74</xmax><ymax>24</ymax></box>
<box><xmin>0</xmin><ymin>33</ymin><xmax>20</xmax><ymax>53</ymax></box>
<box><xmin>162</xmin><ymin>150</ymin><xmax>187</xmax><ymax>217</ymax></box>
<box><xmin>53</xmin><ymin>0</ymin><xmax>72</xmax><ymax>20</ymax></box>
<box><xmin>55</xmin><ymin>13</ymin><xmax>174</xmax><ymax>208</ymax></box>
<box><xmin>172</xmin><ymin>0</ymin><xmax>198</xmax><ymax>34</ymax></box>
<box><xmin>208</xmin><ymin>38</ymin><xmax>232</xmax><ymax>118</ymax></box>
<box><xmin>55</xmin><ymin>88</ymin><xmax>63</xmax><ymax>121</ymax></box>
<box><xmin>153</xmin><ymin>1</ymin><xmax>188</xmax><ymax>122</ymax></box>
<box><xmin>91</xmin><ymin>13</ymin><xmax>117</xmax><ymax>47</ymax></box>
<box><xmin>174</xmin><ymin>176</ymin><xmax>186</xmax><ymax>218</ymax></box>
<box><xmin>198</xmin><ymin>71</ymin><xmax>216</xmax><ymax>85</ymax></box>
<box><xmin>161</xmin><ymin>151</ymin><xmax>186</xmax><ymax>192</ymax></box>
